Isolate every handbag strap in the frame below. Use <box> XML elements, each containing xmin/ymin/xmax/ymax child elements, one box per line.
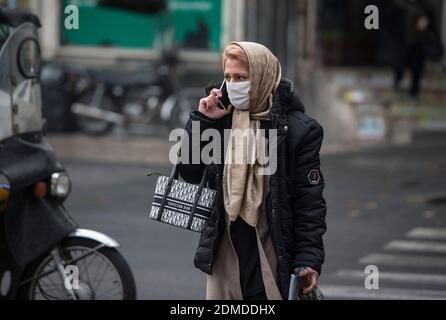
<box><xmin>186</xmin><ymin>166</ymin><xmax>209</xmax><ymax>229</ymax></box>
<box><xmin>156</xmin><ymin>161</ymin><xmax>209</xmax><ymax>224</ymax></box>
<box><xmin>156</xmin><ymin>162</ymin><xmax>180</xmax><ymax>222</ymax></box>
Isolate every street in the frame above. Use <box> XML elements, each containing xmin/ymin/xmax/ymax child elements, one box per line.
<box><xmin>2</xmin><ymin>0</ymin><xmax>446</xmax><ymax>305</ymax></box>
<box><xmin>61</xmin><ymin>137</ymin><xmax>446</xmax><ymax>300</ymax></box>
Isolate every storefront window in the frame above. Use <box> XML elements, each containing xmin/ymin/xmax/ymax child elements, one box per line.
<box><xmin>317</xmin><ymin>0</ymin><xmax>443</xmax><ymax>67</ymax></box>
<box><xmin>61</xmin><ymin>0</ymin><xmax>222</xmax><ymax>51</ymax></box>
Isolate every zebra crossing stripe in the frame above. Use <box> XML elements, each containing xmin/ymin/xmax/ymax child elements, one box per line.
<box><xmin>385</xmin><ymin>240</ymin><xmax>446</xmax><ymax>253</ymax></box>
<box><xmin>407</xmin><ymin>227</ymin><xmax>446</xmax><ymax>240</ymax></box>
<box><xmin>359</xmin><ymin>253</ymin><xmax>446</xmax><ymax>268</ymax></box>
<box><xmin>320</xmin><ymin>285</ymin><xmax>446</xmax><ymax>300</ymax></box>
<box><xmin>336</xmin><ymin>269</ymin><xmax>446</xmax><ymax>285</ymax></box>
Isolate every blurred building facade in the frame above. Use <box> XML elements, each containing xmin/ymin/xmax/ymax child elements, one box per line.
<box><xmin>5</xmin><ymin>0</ymin><xmax>321</xmax><ymax>77</ymax></box>
<box><xmin>7</xmin><ymin>0</ymin><xmax>444</xmax><ymax>75</ymax></box>
<box><xmin>5</xmin><ymin>0</ymin><xmax>246</xmax><ymax>70</ymax></box>
<box><xmin>5</xmin><ymin>0</ymin><xmax>446</xmax><ymax>146</ymax></box>
<box><xmin>241</xmin><ymin>0</ymin><xmax>446</xmax><ymax>146</ymax></box>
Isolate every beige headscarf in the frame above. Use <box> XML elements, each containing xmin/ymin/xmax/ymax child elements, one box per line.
<box><xmin>223</xmin><ymin>41</ymin><xmax>282</xmax><ymax>227</ymax></box>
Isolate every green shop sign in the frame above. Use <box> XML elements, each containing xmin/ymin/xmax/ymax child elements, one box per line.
<box><xmin>62</xmin><ymin>0</ymin><xmax>222</xmax><ymax>51</ymax></box>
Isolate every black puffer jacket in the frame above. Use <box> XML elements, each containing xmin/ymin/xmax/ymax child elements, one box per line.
<box><xmin>178</xmin><ymin>78</ymin><xmax>327</xmax><ymax>300</ymax></box>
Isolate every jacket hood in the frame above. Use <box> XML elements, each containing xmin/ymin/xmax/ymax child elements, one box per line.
<box><xmin>271</xmin><ymin>78</ymin><xmax>305</xmax><ymax>115</ymax></box>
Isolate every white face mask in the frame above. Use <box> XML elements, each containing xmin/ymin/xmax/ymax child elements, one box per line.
<box><xmin>227</xmin><ymin>81</ymin><xmax>251</xmax><ymax>111</ymax></box>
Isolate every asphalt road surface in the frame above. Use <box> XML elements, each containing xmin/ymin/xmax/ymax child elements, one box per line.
<box><xmin>64</xmin><ymin>139</ymin><xmax>446</xmax><ymax>300</ymax></box>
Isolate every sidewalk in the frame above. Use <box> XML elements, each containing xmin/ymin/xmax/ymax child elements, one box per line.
<box><xmin>48</xmin><ymin>133</ymin><xmax>363</xmax><ymax>166</ymax></box>
<box><xmin>299</xmin><ymin>67</ymin><xmax>446</xmax><ymax>147</ymax></box>
<box><xmin>48</xmin><ymin>134</ymin><xmax>175</xmax><ymax>166</ymax></box>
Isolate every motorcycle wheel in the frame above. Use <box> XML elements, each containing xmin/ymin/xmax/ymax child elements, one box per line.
<box><xmin>73</xmin><ymin>89</ymin><xmax>116</xmax><ymax>136</ymax></box>
<box><xmin>18</xmin><ymin>238</ymin><xmax>137</xmax><ymax>300</ymax></box>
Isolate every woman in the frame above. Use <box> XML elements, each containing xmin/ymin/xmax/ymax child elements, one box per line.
<box><xmin>179</xmin><ymin>41</ymin><xmax>327</xmax><ymax>300</ymax></box>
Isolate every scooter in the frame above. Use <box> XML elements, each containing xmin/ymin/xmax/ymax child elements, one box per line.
<box><xmin>69</xmin><ymin>48</ymin><xmax>200</xmax><ymax>135</ymax></box>
<box><xmin>67</xmin><ymin>0</ymin><xmax>200</xmax><ymax>135</ymax></box>
<box><xmin>0</xmin><ymin>8</ymin><xmax>136</xmax><ymax>300</ymax></box>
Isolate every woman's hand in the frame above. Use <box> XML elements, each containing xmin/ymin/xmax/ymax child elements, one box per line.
<box><xmin>199</xmin><ymin>88</ymin><xmax>233</xmax><ymax>120</ymax></box>
<box><xmin>294</xmin><ymin>267</ymin><xmax>319</xmax><ymax>294</ymax></box>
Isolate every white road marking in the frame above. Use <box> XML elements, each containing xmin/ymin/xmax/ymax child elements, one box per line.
<box><xmin>359</xmin><ymin>253</ymin><xmax>446</xmax><ymax>268</ymax></box>
<box><xmin>385</xmin><ymin>240</ymin><xmax>446</xmax><ymax>253</ymax></box>
<box><xmin>336</xmin><ymin>269</ymin><xmax>446</xmax><ymax>285</ymax></box>
<box><xmin>407</xmin><ymin>228</ymin><xmax>446</xmax><ymax>240</ymax></box>
<box><xmin>320</xmin><ymin>285</ymin><xmax>446</xmax><ymax>300</ymax></box>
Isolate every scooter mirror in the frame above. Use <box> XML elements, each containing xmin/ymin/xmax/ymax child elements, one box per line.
<box><xmin>0</xmin><ymin>8</ymin><xmax>41</xmax><ymax>28</ymax></box>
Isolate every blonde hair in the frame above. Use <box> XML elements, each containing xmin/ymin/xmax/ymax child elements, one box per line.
<box><xmin>223</xmin><ymin>44</ymin><xmax>249</xmax><ymax>70</ymax></box>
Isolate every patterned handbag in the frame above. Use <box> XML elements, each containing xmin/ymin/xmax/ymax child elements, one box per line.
<box><xmin>148</xmin><ymin>163</ymin><xmax>217</xmax><ymax>233</ymax></box>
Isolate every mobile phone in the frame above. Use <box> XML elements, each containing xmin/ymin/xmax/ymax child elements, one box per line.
<box><xmin>217</xmin><ymin>80</ymin><xmax>231</xmax><ymax>110</ymax></box>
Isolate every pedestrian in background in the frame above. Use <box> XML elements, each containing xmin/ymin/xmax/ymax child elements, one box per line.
<box><xmin>391</xmin><ymin>0</ymin><xmax>440</xmax><ymax>98</ymax></box>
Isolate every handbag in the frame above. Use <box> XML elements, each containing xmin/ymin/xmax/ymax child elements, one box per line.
<box><xmin>148</xmin><ymin>163</ymin><xmax>217</xmax><ymax>233</ymax></box>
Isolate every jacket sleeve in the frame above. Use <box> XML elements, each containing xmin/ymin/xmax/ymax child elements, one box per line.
<box><xmin>292</xmin><ymin>121</ymin><xmax>327</xmax><ymax>276</ymax></box>
<box><xmin>177</xmin><ymin>110</ymin><xmax>216</xmax><ymax>184</ymax></box>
